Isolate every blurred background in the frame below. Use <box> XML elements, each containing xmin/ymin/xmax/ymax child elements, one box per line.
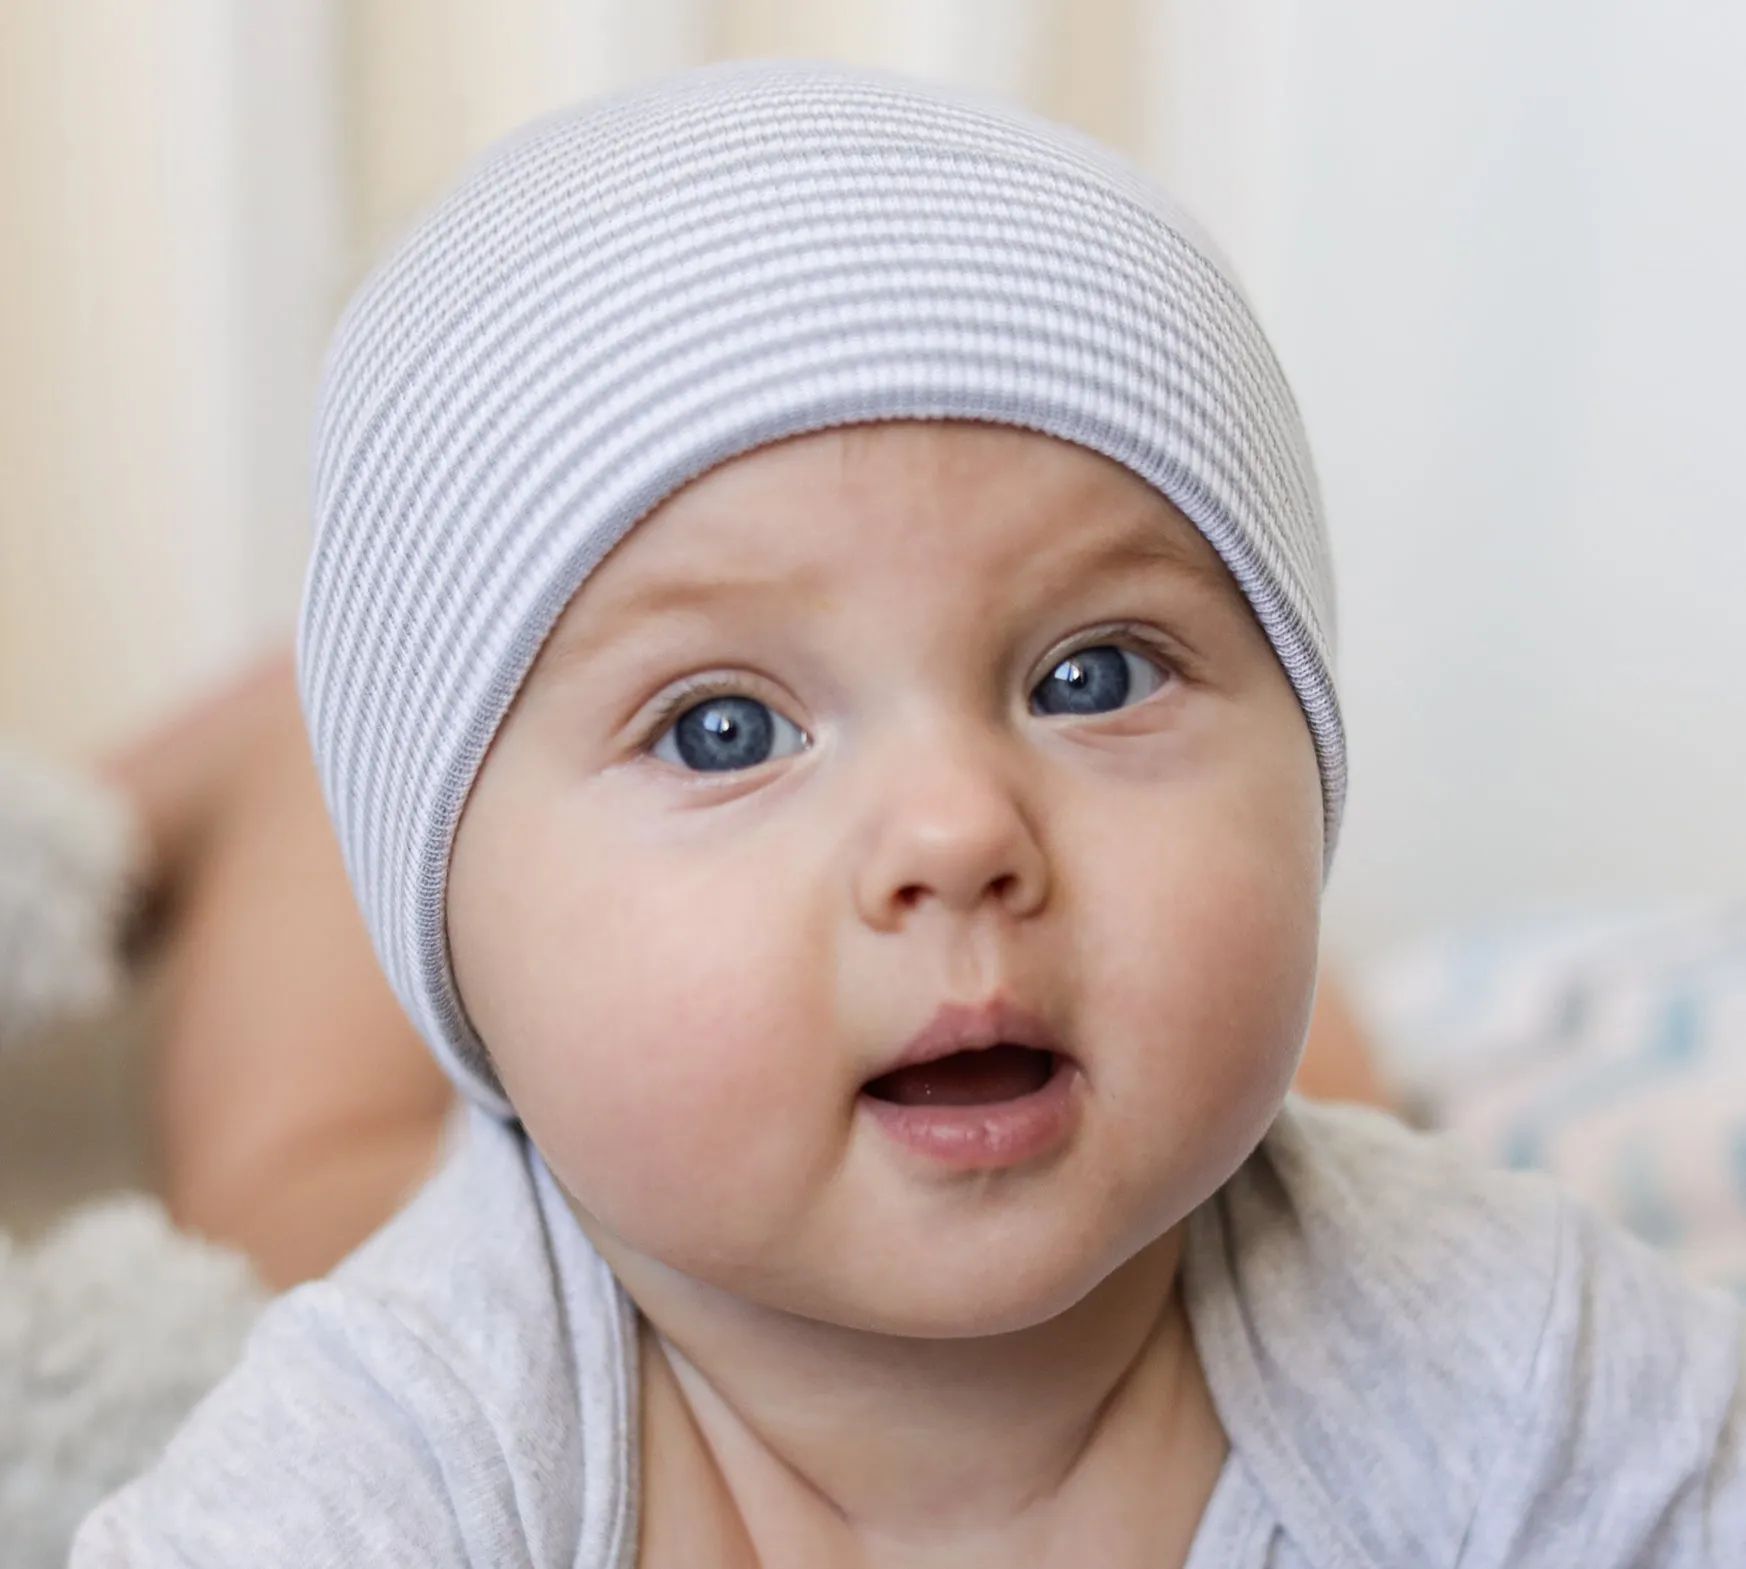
<box><xmin>3</xmin><ymin>0</ymin><xmax>1745</xmax><ymax>964</ymax></box>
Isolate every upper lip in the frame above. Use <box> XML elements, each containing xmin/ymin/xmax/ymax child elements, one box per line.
<box><xmin>868</xmin><ymin>998</ymin><xmax>1067</xmax><ymax>1083</ymax></box>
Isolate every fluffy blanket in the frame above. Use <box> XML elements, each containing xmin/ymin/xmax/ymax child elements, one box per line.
<box><xmin>0</xmin><ymin>743</ymin><xmax>266</xmax><ymax>1566</ymax></box>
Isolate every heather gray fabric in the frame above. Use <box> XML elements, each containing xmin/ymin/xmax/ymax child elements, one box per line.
<box><xmin>73</xmin><ymin>1102</ymin><xmax>1746</xmax><ymax>1565</ymax></box>
<box><xmin>297</xmin><ymin>60</ymin><xmax>1344</xmax><ymax>1114</ymax></box>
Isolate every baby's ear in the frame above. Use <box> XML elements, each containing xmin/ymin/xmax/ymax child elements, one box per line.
<box><xmin>0</xmin><ymin>742</ymin><xmax>142</xmax><ymax>1050</ymax></box>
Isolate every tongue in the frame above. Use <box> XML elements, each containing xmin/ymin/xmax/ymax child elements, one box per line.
<box><xmin>865</xmin><ymin>1045</ymin><xmax>1054</xmax><ymax>1108</ymax></box>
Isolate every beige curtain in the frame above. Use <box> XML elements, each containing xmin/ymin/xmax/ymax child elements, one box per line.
<box><xmin>0</xmin><ymin>0</ymin><xmax>1164</xmax><ymax>755</ymax></box>
<box><xmin>347</xmin><ymin>0</ymin><xmax>1152</xmax><ymax>277</ymax></box>
<box><xmin>0</xmin><ymin>0</ymin><xmax>344</xmax><ymax>753</ymax></box>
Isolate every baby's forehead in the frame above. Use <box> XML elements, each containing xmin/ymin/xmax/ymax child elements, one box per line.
<box><xmin>532</xmin><ymin>421</ymin><xmax>1241</xmax><ymax>669</ymax></box>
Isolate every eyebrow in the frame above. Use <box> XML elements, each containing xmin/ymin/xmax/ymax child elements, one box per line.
<box><xmin>1034</xmin><ymin>501</ymin><xmax>1239</xmax><ymax>600</ymax></box>
<box><xmin>1080</xmin><ymin>524</ymin><xmax>1230</xmax><ymax>585</ymax></box>
<box><xmin>536</xmin><ymin>561</ymin><xmax>801</xmax><ymax>677</ymax></box>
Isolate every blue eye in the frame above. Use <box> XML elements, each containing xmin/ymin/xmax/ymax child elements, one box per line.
<box><xmin>1030</xmin><ymin>645</ymin><xmax>1166</xmax><ymax>717</ymax></box>
<box><xmin>652</xmin><ymin>694</ymin><xmax>807</xmax><ymax>773</ymax></box>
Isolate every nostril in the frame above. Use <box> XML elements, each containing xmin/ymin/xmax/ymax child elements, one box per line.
<box><xmin>889</xmin><ymin>871</ymin><xmax>1027</xmax><ymax>915</ymax></box>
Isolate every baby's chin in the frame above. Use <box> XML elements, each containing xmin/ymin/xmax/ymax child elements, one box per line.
<box><xmin>642</xmin><ymin>1202</ymin><xmax>1185</xmax><ymax>1343</ymax></box>
<box><xmin>792</xmin><ymin>1263</ymin><xmax>1152</xmax><ymax>1342</ymax></box>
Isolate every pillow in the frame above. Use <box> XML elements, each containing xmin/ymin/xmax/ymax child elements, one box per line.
<box><xmin>1360</xmin><ymin>902</ymin><xmax>1746</xmax><ymax>1296</ymax></box>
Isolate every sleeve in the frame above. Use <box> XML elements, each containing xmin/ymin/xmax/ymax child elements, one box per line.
<box><xmin>1460</xmin><ymin>1194</ymin><xmax>1746</xmax><ymax>1566</ymax></box>
<box><xmin>68</xmin><ymin>1283</ymin><xmax>537</xmax><ymax>1569</ymax></box>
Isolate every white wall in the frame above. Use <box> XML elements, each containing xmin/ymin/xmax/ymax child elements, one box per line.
<box><xmin>1153</xmin><ymin>0</ymin><xmax>1746</xmax><ymax>955</ymax></box>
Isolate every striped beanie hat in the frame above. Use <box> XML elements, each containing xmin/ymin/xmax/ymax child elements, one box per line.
<box><xmin>299</xmin><ymin>60</ymin><xmax>1345</xmax><ymax>1115</ymax></box>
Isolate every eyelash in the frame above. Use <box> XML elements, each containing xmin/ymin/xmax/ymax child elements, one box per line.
<box><xmin>636</xmin><ymin>625</ymin><xmax>1182</xmax><ymax>754</ymax></box>
<box><xmin>637</xmin><ymin>673</ymin><xmax>769</xmax><ymax>751</ymax></box>
<box><xmin>1041</xmin><ymin>624</ymin><xmax>1182</xmax><ymax>687</ymax></box>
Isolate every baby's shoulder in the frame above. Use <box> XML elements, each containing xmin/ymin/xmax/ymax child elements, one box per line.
<box><xmin>1189</xmin><ymin>1099</ymin><xmax>1746</xmax><ymax>1567</ymax></box>
<box><xmin>1225</xmin><ymin>1098</ymin><xmax>1569</xmax><ymax>1348</ymax></box>
<box><xmin>72</xmin><ymin>1112</ymin><xmax>635</xmax><ymax>1567</ymax></box>
<box><xmin>333</xmin><ymin>1105</ymin><xmax>576</xmax><ymax>1345</ymax></box>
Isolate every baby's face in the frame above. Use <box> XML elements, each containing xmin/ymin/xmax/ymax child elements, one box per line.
<box><xmin>449</xmin><ymin>422</ymin><xmax>1322</xmax><ymax>1337</ymax></box>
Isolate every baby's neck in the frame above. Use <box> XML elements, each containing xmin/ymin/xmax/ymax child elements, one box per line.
<box><xmin>620</xmin><ymin>1229</ymin><xmax>1226</xmax><ymax>1569</ymax></box>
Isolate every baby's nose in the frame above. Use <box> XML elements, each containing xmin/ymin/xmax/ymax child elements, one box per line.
<box><xmin>851</xmin><ymin>740</ymin><xmax>1049</xmax><ymax>931</ymax></box>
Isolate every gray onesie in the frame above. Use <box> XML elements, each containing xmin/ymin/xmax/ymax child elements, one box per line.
<box><xmin>72</xmin><ymin>1101</ymin><xmax>1746</xmax><ymax>1566</ymax></box>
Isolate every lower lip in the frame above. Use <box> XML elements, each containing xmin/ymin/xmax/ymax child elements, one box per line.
<box><xmin>859</xmin><ymin>1063</ymin><xmax>1080</xmax><ymax>1172</ymax></box>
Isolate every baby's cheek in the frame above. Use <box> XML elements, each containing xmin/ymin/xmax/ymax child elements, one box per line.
<box><xmin>510</xmin><ymin>887</ymin><xmax>840</xmax><ymax>1268</ymax></box>
<box><xmin>526</xmin><ymin>1051</ymin><xmax>745</xmax><ymax>1245</ymax></box>
<box><xmin>1075</xmin><ymin>794</ymin><xmax>1317</xmax><ymax>1161</ymax></box>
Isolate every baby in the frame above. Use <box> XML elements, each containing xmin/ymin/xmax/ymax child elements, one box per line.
<box><xmin>76</xmin><ymin>61</ymin><xmax>1743</xmax><ymax>1567</ymax></box>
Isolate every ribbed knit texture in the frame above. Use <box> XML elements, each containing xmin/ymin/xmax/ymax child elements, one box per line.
<box><xmin>299</xmin><ymin>60</ymin><xmax>1345</xmax><ymax>1113</ymax></box>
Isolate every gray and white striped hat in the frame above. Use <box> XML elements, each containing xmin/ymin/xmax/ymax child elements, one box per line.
<box><xmin>299</xmin><ymin>60</ymin><xmax>1345</xmax><ymax>1115</ymax></box>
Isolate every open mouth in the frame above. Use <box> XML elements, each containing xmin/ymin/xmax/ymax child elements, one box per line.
<box><xmin>862</xmin><ymin>1044</ymin><xmax>1060</xmax><ymax>1107</ymax></box>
